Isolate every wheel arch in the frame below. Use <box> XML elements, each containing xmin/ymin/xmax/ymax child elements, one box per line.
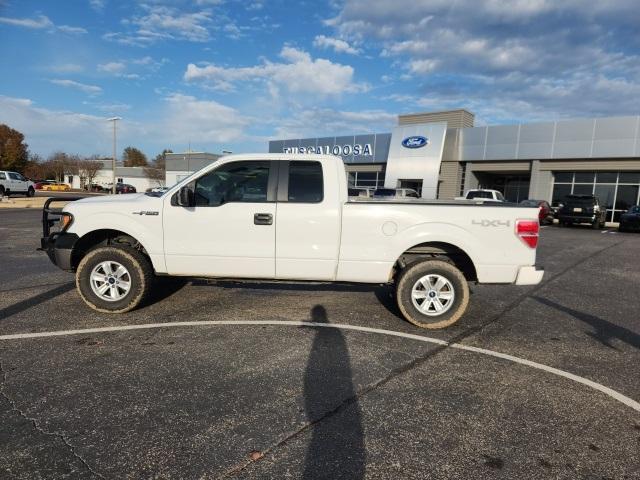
<box><xmin>394</xmin><ymin>241</ymin><xmax>478</xmax><ymax>282</ymax></box>
<box><xmin>71</xmin><ymin>229</ymin><xmax>153</xmax><ymax>271</ymax></box>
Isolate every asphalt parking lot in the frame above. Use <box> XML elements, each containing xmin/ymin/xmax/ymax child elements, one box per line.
<box><xmin>1</xmin><ymin>208</ymin><xmax>639</xmax><ymax>479</ymax></box>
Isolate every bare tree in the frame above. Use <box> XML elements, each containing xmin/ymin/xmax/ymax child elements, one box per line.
<box><xmin>47</xmin><ymin>152</ymin><xmax>70</xmax><ymax>182</ymax></box>
<box><xmin>144</xmin><ymin>149</ymin><xmax>170</xmax><ymax>187</ymax></box>
<box><xmin>77</xmin><ymin>159</ymin><xmax>103</xmax><ymax>189</ymax></box>
<box><xmin>144</xmin><ymin>166</ymin><xmax>165</xmax><ymax>187</ymax></box>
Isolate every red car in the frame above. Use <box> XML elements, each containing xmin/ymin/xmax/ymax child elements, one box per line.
<box><xmin>520</xmin><ymin>199</ymin><xmax>554</xmax><ymax>224</ymax></box>
<box><xmin>115</xmin><ymin>183</ymin><xmax>137</xmax><ymax>194</ymax></box>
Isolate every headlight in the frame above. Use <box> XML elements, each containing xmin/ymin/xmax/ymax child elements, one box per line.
<box><xmin>60</xmin><ymin>213</ymin><xmax>74</xmax><ymax>231</ymax></box>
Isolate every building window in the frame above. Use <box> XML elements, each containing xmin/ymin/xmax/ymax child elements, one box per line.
<box><xmin>350</xmin><ymin>170</ymin><xmax>386</xmax><ymax>190</ymax></box>
<box><xmin>117</xmin><ymin>177</ymin><xmax>124</xmax><ymax>183</ymax></box>
<box><xmin>67</xmin><ymin>176</ymin><xmax>74</xmax><ymax>184</ymax></box>
<box><xmin>552</xmin><ymin>171</ymin><xmax>640</xmax><ymax>223</ymax></box>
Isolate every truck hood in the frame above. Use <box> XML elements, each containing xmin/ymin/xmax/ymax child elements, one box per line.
<box><xmin>73</xmin><ymin>193</ymin><xmax>150</xmax><ymax>204</ymax></box>
<box><xmin>64</xmin><ymin>193</ymin><xmax>162</xmax><ymax>214</ymax></box>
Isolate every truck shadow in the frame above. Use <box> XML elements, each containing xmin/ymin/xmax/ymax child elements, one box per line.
<box><xmin>143</xmin><ymin>277</ymin><xmax>190</xmax><ymax>306</ymax></box>
<box><xmin>193</xmin><ymin>279</ymin><xmax>377</xmax><ymax>293</ymax></box>
<box><xmin>0</xmin><ymin>282</ymin><xmax>75</xmax><ymax>322</ymax></box>
<box><xmin>532</xmin><ymin>296</ymin><xmax>640</xmax><ymax>350</ymax></box>
<box><xmin>301</xmin><ymin>305</ymin><xmax>365</xmax><ymax>479</ymax></box>
<box><xmin>192</xmin><ymin>280</ymin><xmax>404</xmax><ymax>318</ymax></box>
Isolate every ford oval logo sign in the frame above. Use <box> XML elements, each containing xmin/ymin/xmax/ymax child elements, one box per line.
<box><xmin>402</xmin><ymin>136</ymin><xmax>429</xmax><ymax>148</ymax></box>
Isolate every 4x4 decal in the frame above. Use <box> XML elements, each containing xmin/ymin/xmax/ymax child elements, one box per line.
<box><xmin>472</xmin><ymin>219</ymin><xmax>511</xmax><ymax>227</ymax></box>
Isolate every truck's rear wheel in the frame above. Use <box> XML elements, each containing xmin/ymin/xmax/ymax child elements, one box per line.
<box><xmin>396</xmin><ymin>260</ymin><xmax>469</xmax><ymax>329</ymax></box>
<box><xmin>76</xmin><ymin>246</ymin><xmax>154</xmax><ymax>313</ymax></box>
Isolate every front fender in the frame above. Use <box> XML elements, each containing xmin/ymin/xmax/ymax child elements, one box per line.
<box><xmin>68</xmin><ymin>211</ymin><xmax>166</xmax><ymax>273</ymax></box>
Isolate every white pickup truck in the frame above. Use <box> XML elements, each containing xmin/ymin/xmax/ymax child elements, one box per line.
<box><xmin>0</xmin><ymin>170</ymin><xmax>35</xmax><ymax>197</ymax></box>
<box><xmin>455</xmin><ymin>189</ymin><xmax>505</xmax><ymax>202</ymax></box>
<box><xmin>41</xmin><ymin>154</ymin><xmax>543</xmax><ymax>329</ymax></box>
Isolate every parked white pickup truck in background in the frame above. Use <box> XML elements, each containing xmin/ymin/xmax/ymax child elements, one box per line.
<box><xmin>0</xmin><ymin>170</ymin><xmax>35</xmax><ymax>197</ymax></box>
<box><xmin>455</xmin><ymin>189</ymin><xmax>505</xmax><ymax>202</ymax></box>
<box><xmin>41</xmin><ymin>154</ymin><xmax>543</xmax><ymax>329</ymax></box>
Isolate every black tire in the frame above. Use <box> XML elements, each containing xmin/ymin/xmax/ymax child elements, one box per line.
<box><xmin>27</xmin><ymin>186</ymin><xmax>35</xmax><ymax>197</ymax></box>
<box><xmin>592</xmin><ymin>218</ymin><xmax>600</xmax><ymax>229</ymax></box>
<box><xmin>0</xmin><ymin>186</ymin><xmax>4</xmax><ymax>197</ymax></box>
<box><xmin>76</xmin><ymin>246</ymin><xmax>154</xmax><ymax>313</ymax></box>
<box><xmin>396</xmin><ymin>260</ymin><xmax>470</xmax><ymax>329</ymax></box>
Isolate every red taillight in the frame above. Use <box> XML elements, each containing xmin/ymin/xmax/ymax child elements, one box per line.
<box><xmin>516</xmin><ymin>219</ymin><xmax>539</xmax><ymax>248</ymax></box>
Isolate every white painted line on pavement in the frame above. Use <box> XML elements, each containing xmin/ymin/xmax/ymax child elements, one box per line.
<box><xmin>1</xmin><ymin>320</ymin><xmax>638</xmax><ymax>413</ymax></box>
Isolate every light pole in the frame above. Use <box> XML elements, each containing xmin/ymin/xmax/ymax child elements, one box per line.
<box><xmin>107</xmin><ymin>117</ymin><xmax>121</xmax><ymax>194</ymax></box>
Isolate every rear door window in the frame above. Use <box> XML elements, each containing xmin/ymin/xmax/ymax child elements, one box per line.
<box><xmin>287</xmin><ymin>161</ymin><xmax>323</xmax><ymax>203</ymax></box>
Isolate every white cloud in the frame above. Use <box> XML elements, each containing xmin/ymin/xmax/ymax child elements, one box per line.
<box><xmin>246</xmin><ymin>2</ymin><xmax>264</xmax><ymax>11</ymax></box>
<box><xmin>0</xmin><ymin>96</ymin><xmax>116</xmax><ymax>155</ymax></box>
<box><xmin>96</xmin><ymin>57</ymin><xmax>167</xmax><ymax>79</ymax></box>
<box><xmin>57</xmin><ymin>25</ymin><xmax>88</xmax><ymax>35</ymax></box>
<box><xmin>0</xmin><ymin>14</ymin><xmax>86</xmax><ymax>34</ymax></box>
<box><xmin>0</xmin><ymin>14</ymin><xmax>53</xmax><ymax>29</ymax></box>
<box><xmin>272</xmin><ymin>108</ymin><xmax>397</xmax><ymax>139</ymax></box>
<box><xmin>0</xmin><ymin>94</ymin><xmax>251</xmax><ymax>157</ymax></box>
<box><xmin>90</xmin><ymin>0</ymin><xmax>106</xmax><ymax>12</ymax></box>
<box><xmin>49</xmin><ymin>79</ymin><xmax>103</xmax><ymax>96</ymax></box>
<box><xmin>325</xmin><ymin>0</ymin><xmax>640</xmax><ymax>121</ymax></box>
<box><xmin>409</xmin><ymin>59</ymin><xmax>438</xmax><ymax>74</ymax></box>
<box><xmin>98</xmin><ymin>62</ymin><xmax>126</xmax><ymax>74</ymax></box>
<box><xmin>106</xmin><ymin>5</ymin><xmax>213</xmax><ymax>45</ymax></box>
<box><xmin>313</xmin><ymin>35</ymin><xmax>360</xmax><ymax>55</ymax></box>
<box><xmin>160</xmin><ymin>94</ymin><xmax>248</xmax><ymax>143</ymax></box>
<box><xmin>83</xmin><ymin>101</ymin><xmax>132</xmax><ymax>113</ymax></box>
<box><xmin>49</xmin><ymin>63</ymin><xmax>85</xmax><ymax>74</ymax></box>
<box><xmin>184</xmin><ymin>46</ymin><xmax>365</xmax><ymax>98</ymax></box>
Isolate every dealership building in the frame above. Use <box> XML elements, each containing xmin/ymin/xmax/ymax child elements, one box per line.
<box><xmin>269</xmin><ymin>109</ymin><xmax>640</xmax><ymax>222</ymax></box>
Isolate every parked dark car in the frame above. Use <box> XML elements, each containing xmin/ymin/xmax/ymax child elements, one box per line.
<box><xmin>520</xmin><ymin>199</ymin><xmax>554</xmax><ymax>224</ymax></box>
<box><xmin>373</xmin><ymin>188</ymin><xmax>396</xmax><ymax>198</ymax></box>
<box><xmin>550</xmin><ymin>200</ymin><xmax>563</xmax><ymax>219</ymax></box>
<box><xmin>619</xmin><ymin>206</ymin><xmax>640</xmax><ymax>232</ymax></box>
<box><xmin>88</xmin><ymin>183</ymin><xmax>107</xmax><ymax>192</ymax></box>
<box><xmin>116</xmin><ymin>183</ymin><xmax>137</xmax><ymax>194</ymax></box>
<box><xmin>558</xmin><ymin>195</ymin><xmax>606</xmax><ymax>229</ymax></box>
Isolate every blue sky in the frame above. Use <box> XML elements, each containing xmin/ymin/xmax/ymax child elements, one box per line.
<box><xmin>0</xmin><ymin>0</ymin><xmax>639</xmax><ymax>160</ymax></box>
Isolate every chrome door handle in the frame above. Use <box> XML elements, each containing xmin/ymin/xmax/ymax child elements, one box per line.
<box><xmin>254</xmin><ymin>213</ymin><xmax>273</xmax><ymax>225</ymax></box>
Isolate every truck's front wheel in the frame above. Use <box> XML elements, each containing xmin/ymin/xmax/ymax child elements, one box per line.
<box><xmin>396</xmin><ymin>260</ymin><xmax>469</xmax><ymax>329</ymax></box>
<box><xmin>76</xmin><ymin>246</ymin><xmax>154</xmax><ymax>313</ymax></box>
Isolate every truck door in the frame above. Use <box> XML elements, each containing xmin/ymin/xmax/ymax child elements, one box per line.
<box><xmin>163</xmin><ymin>160</ymin><xmax>278</xmax><ymax>278</ymax></box>
<box><xmin>275</xmin><ymin>160</ymin><xmax>341</xmax><ymax>280</ymax></box>
<box><xmin>9</xmin><ymin>172</ymin><xmax>26</xmax><ymax>192</ymax></box>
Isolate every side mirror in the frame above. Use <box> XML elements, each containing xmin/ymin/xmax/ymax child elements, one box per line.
<box><xmin>177</xmin><ymin>186</ymin><xmax>194</xmax><ymax>207</ymax></box>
